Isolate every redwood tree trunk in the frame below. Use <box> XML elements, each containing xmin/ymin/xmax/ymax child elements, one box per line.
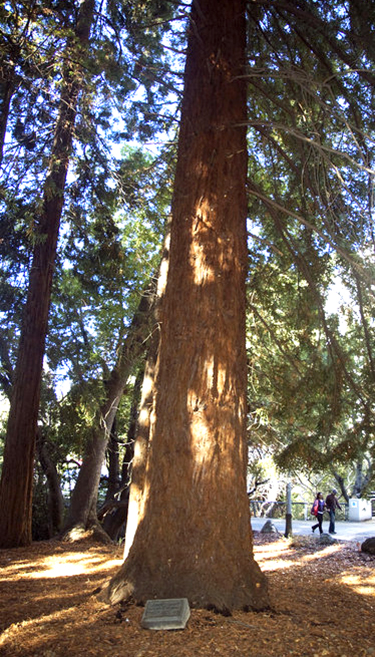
<box><xmin>0</xmin><ymin>0</ymin><xmax>95</xmax><ymax>548</ymax></box>
<box><xmin>105</xmin><ymin>0</ymin><xmax>269</xmax><ymax>612</ymax></box>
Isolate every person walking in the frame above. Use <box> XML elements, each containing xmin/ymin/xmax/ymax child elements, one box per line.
<box><xmin>311</xmin><ymin>492</ymin><xmax>325</xmax><ymax>534</ymax></box>
<box><xmin>325</xmin><ymin>488</ymin><xmax>342</xmax><ymax>534</ymax></box>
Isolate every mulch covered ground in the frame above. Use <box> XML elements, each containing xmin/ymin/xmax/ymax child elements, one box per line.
<box><xmin>0</xmin><ymin>531</ymin><xmax>374</xmax><ymax>656</ymax></box>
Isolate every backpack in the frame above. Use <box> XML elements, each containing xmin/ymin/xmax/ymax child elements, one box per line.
<box><xmin>311</xmin><ymin>500</ymin><xmax>319</xmax><ymax>516</ymax></box>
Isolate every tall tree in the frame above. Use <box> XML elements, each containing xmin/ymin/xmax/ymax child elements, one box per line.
<box><xmin>0</xmin><ymin>0</ymin><xmax>96</xmax><ymax>548</ymax></box>
<box><xmin>104</xmin><ymin>0</ymin><xmax>269</xmax><ymax>612</ymax></box>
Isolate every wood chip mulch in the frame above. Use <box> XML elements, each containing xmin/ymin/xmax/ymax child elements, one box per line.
<box><xmin>0</xmin><ymin>530</ymin><xmax>374</xmax><ymax>656</ymax></box>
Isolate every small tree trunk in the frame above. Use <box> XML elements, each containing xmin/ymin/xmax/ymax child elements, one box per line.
<box><xmin>0</xmin><ymin>334</ymin><xmax>14</xmax><ymax>399</ymax></box>
<box><xmin>62</xmin><ymin>282</ymin><xmax>156</xmax><ymax>535</ymax></box>
<box><xmin>284</xmin><ymin>483</ymin><xmax>292</xmax><ymax>538</ymax></box>
<box><xmin>37</xmin><ymin>432</ymin><xmax>65</xmax><ymax>536</ymax></box>
<box><xmin>332</xmin><ymin>469</ymin><xmax>349</xmax><ymax>503</ymax></box>
<box><xmin>0</xmin><ymin>59</ymin><xmax>16</xmax><ymax>164</ymax></box>
<box><xmin>352</xmin><ymin>460</ymin><xmax>363</xmax><ymax>497</ymax></box>
<box><xmin>0</xmin><ymin>0</ymin><xmax>96</xmax><ymax>548</ymax></box>
<box><xmin>351</xmin><ymin>459</ymin><xmax>371</xmax><ymax>498</ymax></box>
<box><xmin>105</xmin><ymin>421</ymin><xmax>121</xmax><ymax>503</ymax></box>
<box><xmin>99</xmin><ymin>369</ymin><xmax>143</xmax><ymax>541</ymax></box>
<box><xmin>123</xmin><ymin>327</ymin><xmax>160</xmax><ymax>555</ymax></box>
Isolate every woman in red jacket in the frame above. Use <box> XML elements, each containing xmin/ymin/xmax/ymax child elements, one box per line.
<box><xmin>311</xmin><ymin>492</ymin><xmax>325</xmax><ymax>535</ymax></box>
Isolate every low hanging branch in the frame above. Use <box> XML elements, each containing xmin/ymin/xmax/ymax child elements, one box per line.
<box><xmin>247</xmin><ymin>180</ymin><xmax>374</xmax><ymax>289</ymax></box>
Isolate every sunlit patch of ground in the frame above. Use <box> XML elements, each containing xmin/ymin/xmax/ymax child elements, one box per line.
<box><xmin>2</xmin><ymin>551</ymin><xmax>123</xmax><ymax>580</ymax></box>
<box><xmin>0</xmin><ymin>534</ymin><xmax>374</xmax><ymax>657</ymax></box>
<box><xmin>340</xmin><ymin>571</ymin><xmax>375</xmax><ymax>597</ymax></box>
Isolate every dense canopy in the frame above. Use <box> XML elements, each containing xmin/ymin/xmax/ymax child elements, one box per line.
<box><xmin>0</xmin><ymin>0</ymin><xmax>374</xmax><ymax>561</ymax></box>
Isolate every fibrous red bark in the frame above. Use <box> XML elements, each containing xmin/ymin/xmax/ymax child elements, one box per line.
<box><xmin>104</xmin><ymin>0</ymin><xmax>269</xmax><ymax>612</ymax></box>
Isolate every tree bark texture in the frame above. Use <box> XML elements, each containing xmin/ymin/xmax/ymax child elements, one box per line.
<box><xmin>124</xmin><ymin>230</ymin><xmax>170</xmax><ymax>557</ymax></box>
<box><xmin>106</xmin><ymin>0</ymin><xmax>269</xmax><ymax>612</ymax></box>
<box><xmin>0</xmin><ymin>0</ymin><xmax>95</xmax><ymax>548</ymax></box>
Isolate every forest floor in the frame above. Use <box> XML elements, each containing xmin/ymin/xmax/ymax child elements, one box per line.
<box><xmin>0</xmin><ymin>531</ymin><xmax>374</xmax><ymax>657</ymax></box>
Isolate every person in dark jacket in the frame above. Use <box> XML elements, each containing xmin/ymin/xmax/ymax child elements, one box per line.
<box><xmin>325</xmin><ymin>489</ymin><xmax>342</xmax><ymax>534</ymax></box>
<box><xmin>312</xmin><ymin>492</ymin><xmax>325</xmax><ymax>534</ymax></box>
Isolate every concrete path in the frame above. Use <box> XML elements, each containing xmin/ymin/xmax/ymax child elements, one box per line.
<box><xmin>250</xmin><ymin>516</ymin><xmax>375</xmax><ymax>543</ymax></box>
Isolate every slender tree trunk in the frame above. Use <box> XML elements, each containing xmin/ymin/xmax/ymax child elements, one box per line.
<box><xmin>62</xmin><ymin>282</ymin><xmax>156</xmax><ymax>535</ymax></box>
<box><xmin>123</xmin><ymin>325</ymin><xmax>160</xmax><ymax>555</ymax></box>
<box><xmin>37</xmin><ymin>432</ymin><xmax>65</xmax><ymax>536</ymax></box>
<box><xmin>354</xmin><ymin>461</ymin><xmax>363</xmax><ymax>497</ymax></box>
<box><xmin>0</xmin><ymin>59</ymin><xmax>16</xmax><ymax>164</ymax></box>
<box><xmin>354</xmin><ymin>273</ymin><xmax>375</xmax><ymax>382</ymax></box>
<box><xmin>104</xmin><ymin>421</ymin><xmax>121</xmax><ymax>503</ymax></box>
<box><xmin>0</xmin><ymin>334</ymin><xmax>14</xmax><ymax>398</ymax></box>
<box><xmin>0</xmin><ymin>0</ymin><xmax>96</xmax><ymax>549</ymax></box>
<box><xmin>332</xmin><ymin>469</ymin><xmax>349</xmax><ymax>503</ymax></box>
<box><xmin>101</xmin><ymin>372</ymin><xmax>143</xmax><ymax>540</ymax></box>
<box><xmin>104</xmin><ymin>0</ymin><xmax>269</xmax><ymax>612</ymax></box>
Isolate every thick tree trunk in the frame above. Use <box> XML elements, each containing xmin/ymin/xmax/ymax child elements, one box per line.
<box><xmin>105</xmin><ymin>0</ymin><xmax>269</xmax><ymax>612</ymax></box>
<box><xmin>0</xmin><ymin>0</ymin><xmax>96</xmax><ymax>549</ymax></box>
<box><xmin>62</xmin><ymin>282</ymin><xmax>156</xmax><ymax>535</ymax></box>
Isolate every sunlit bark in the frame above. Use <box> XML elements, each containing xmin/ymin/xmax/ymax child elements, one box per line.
<box><xmin>105</xmin><ymin>0</ymin><xmax>269</xmax><ymax>612</ymax></box>
<box><xmin>124</xmin><ymin>230</ymin><xmax>170</xmax><ymax>557</ymax></box>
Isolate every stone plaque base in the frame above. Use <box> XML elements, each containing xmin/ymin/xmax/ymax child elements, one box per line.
<box><xmin>141</xmin><ymin>598</ymin><xmax>191</xmax><ymax>630</ymax></box>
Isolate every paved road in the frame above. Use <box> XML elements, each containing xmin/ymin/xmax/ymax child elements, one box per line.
<box><xmin>250</xmin><ymin>516</ymin><xmax>375</xmax><ymax>543</ymax></box>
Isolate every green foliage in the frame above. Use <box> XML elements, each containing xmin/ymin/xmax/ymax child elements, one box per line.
<box><xmin>0</xmin><ymin>0</ymin><xmax>179</xmax><ymax>535</ymax></box>
<box><xmin>244</xmin><ymin>1</ymin><xmax>375</xmax><ymax>495</ymax></box>
<box><xmin>47</xmin><ymin>145</ymin><xmax>171</xmax><ymax>387</ymax></box>
<box><xmin>1</xmin><ymin>0</ymin><xmax>375</xmax><ymax>521</ymax></box>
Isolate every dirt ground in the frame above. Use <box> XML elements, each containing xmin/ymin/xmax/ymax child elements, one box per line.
<box><xmin>0</xmin><ymin>531</ymin><xmax>374</xmax><ymax>657</ymax></box>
